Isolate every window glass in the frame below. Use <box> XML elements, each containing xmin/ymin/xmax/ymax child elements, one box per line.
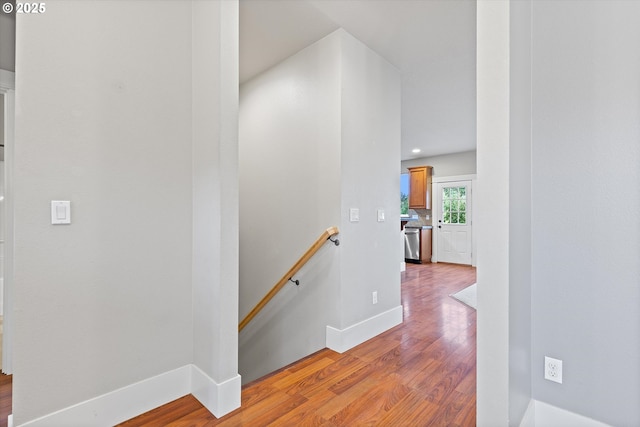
<box><xmin>442</xmin><ymin>186</ymin><xmax>467</xmax><ymax>224</ymax></box>
<box><xmin>401</xmin><ymin>173</ymin><xmax>409</xmax><ymax>215</ymax></box>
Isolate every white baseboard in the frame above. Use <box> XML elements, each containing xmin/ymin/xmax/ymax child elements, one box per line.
<box><xmin>18</xmin><ymin>366</ymin><xmax>191</xmax><ymax>426</ymax></box>
<box><xmin>326</xmin><ymin>305</ymin><xmax>403</xmax><ymax>353</ymax></box>
<box><xmin>15</xmin><ymin>365</ymin><xmax>242</xmax><ymax>427</ymax></box>
<box><xmin>191</xmin><ymin>366</ymin><xmax>241</xmax><ymax>418</ymax></box>
<box><xmin>519</xmin><ymin>399</ymin><xmax>536</xmax><ymax>427</ymax></box>
<box><xmin>520</xmin><ymin>399</ymin><xmax>611</xmax><ymax>427</ymax></box>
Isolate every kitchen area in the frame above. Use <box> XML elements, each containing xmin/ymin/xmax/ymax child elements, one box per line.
<box><xmin>402</xmin><ymin>165</ymin><xmax>433</xmax><ymax>264</ymax></box>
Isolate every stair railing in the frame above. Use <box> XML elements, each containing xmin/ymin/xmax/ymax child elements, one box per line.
<box><xmin>239</xmin><ymin>226</ymin><xmax>340</xmax><ymax>332</ymax></box>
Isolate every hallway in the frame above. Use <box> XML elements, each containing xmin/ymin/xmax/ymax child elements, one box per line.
<box><xmin>121</xmin><ymin>262</ymin><xmax>477</xmax><ymax>426</ymax></box>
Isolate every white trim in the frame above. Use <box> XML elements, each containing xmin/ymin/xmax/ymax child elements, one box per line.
<box><xmin>1</xmin><ymin>69</ymin><xmax>15</xmax><ymax>375</ymax></box>
<box><xmin>17</xmin><ymin>366</ymin><xmax>191</xmax><ymax>427</ymax></box>
<box><xmin>432</xmin><ymin>173</ymin><xmax>477</xmax><ymax>183</ymax></box>
<box><xmin>326</xmin><ymin>305</ymin><xmax>403</xmax><ymax>353</ymax></box>
<box><xmin>0</xmin><ymin>70</ymin><xmax>15</xmax><ymax>90</ymax></box>
<box><xmin>520</xmin><ymin>399</ymin><xmax>536</xmax><ymax>427</ymax></box>
<box><xmin>14</xmin><ymin>365</ymin><xmax>242</xmax><ymax>427</ymax></box>
<box><xmin>519</xmin><ymin>400</ymin><xmax>611</xmax><ymax>427</ymax></box>
<box><xmin>191</xmin><ymin>366</ymin><xmax>242</xmax><ymax>418</ymax></box>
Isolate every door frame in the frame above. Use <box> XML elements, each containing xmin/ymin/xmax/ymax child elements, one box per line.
<box><xmin>1</xmin><ymin>69</ymin><xmax>15</xmax><ymax>374</ymax></box>
<box><xmin>431</xmin><ymin>174</ymin><xmax>477</xmax><ymax>266</ymax></box>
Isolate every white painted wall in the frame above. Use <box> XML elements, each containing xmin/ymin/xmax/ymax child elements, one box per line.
<box><xmin>238</xmin><ymin>30</ymin><xmax>342</xmax><ymax>383</ymax></box>
<box><xmin>0</xmin><ymin>95</ymin><xmax>3</xmax><ymax>314</ymax></box>
<box><xmin>478</xmin><ymin>1</ymin><xmax>640</xmax><ymax>426</ymax></box>
<box><xmin>0</xmin><ymin>160</ymin><xmax>4</xmax><ymax>315</ymax></box>
<box><xmin>337</xmin><ymin>30</ymin><xmax>401</xmax><ymax>329</ymax></box>
<box><xmin>239</xmin><ymin>29</ymin><xmax>401</xmax><ymax>383</ymax></box>
<box><xmin>401</xmin><ymin>150</ymin><xmax>476</xmax><ymax>177</ymax></box>
<box><xmin>508</xmin><ymin>0</ymin><xmax>532</xmax><ymax>424</ymax></box>
<box><xmin>13</xmin><ymin>0</ymin><xmax>240</xmax><ymax>424</ymax></box>
<box><xmin>0</xmin><ymin>93</ymin><xmax>4</xmax><ymax>146</ymax></box>
<box><xmin>0</xmin><ymin>10</ymin><xmax>15</xmax><ymax>72</ymax></box>
<box><xmin>476</xmin><ymin>1</ymin><xmax>511</xmax><ymax>425</ymax></box>
<box><xmin>191</xmin><ymin>0</ymin><xmax>240</xmax><ymax>389</ymax></box>
<box><xmin>530</xmin><ymin>1</ymin><xmax>640</xmax><ymax>425</ymax></box>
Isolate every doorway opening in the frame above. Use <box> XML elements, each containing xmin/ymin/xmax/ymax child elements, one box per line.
<box><xmin>432</xmin><ymin>175</ymin><xmax>476</xmax><ymax>266</ymax></box>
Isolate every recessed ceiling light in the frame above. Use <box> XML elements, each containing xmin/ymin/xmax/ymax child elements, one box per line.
<box><xmin>412</xmin><ymin>148</ymin><xmax>421</xmax><ymax>154</ymax></box>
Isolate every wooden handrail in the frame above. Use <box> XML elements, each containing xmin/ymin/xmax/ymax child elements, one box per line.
<box><xmin>239</xmin><ymin>226</ymin><xmax>340</xmax><ymax>332</ymax></box>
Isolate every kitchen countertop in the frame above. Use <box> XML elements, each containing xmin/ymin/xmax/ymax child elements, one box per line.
<box><xmin>404</xmin><ymin>224</ymin><xmax>433</xmax><ymax>229</ymax></box>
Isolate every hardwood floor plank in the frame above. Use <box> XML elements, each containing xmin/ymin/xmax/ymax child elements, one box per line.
<box><xmin>0</xmin><ymin>373</ymin><xmax>11</xmax><ymax>427</ymax></box>
<box><xmin>118</xmin><ymin>395</ymin><xmax>202</xmax><ymax>427</ymax></box>
<box><xmin>167</xmin><ymin>407</ymin><xmax>216</xmax><ymax>427</ymax></box>
<box><xmin>267</xmin><ymin>389</ymin><xmax>336</xmax><ymax>427</ymax></box>
<box><xmin>328</xmin><ymin>374</ymin><xmax>411</xmax><ymax>426</ymax></box>
<box><xmin>214</xmin><ymin>390</ymin><xmax>300</xmax><ymax>427</ymax></box>
<box><xmin>286</xmin><ymin>354</ymin><xmax>366</xmax><ymax>398</ymax></box>
<box><xmin>314</xmin><ymin>375</ymin><xmax>380</xmax><ymax>420</ymax></box>
<box><xmin>113</xmin><ymin>263</ymin><xmax>478</xmax><ymax>426</ymax></box>
<box><xmin>271</xmin><ymin>357</ymin><xmax>336</xmax><ymax>390</ymax></box>
<box><xmin>348</xmin><ymin>337</ymin><xmax>401</xmax><ymax>362</ymax></box>
<box><xmin>375</xmin><ymin>389</ymin><xmax>441</xmax><ymax>426</ymax></box>
<box><xmin>218</xmin><ymin>393</ymin><xmax>308</xmax><ymax>427</ymax></box>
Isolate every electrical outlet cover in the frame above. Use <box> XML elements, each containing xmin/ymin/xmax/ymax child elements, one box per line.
<box><xmin>544</xmin><ymin>356</ymin><xmax>563</xmax><ymax>384</ymax></box>
<box><xmin>350</xmin><ymin>208</ymin><xmax>360</xmax><ymax>222</ymax></box>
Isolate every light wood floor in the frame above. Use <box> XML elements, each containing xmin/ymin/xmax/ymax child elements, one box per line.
<box><xmin>121</xmin><ymin>262</ymin><xmax>477</xmax><ymax>426</ymax></box>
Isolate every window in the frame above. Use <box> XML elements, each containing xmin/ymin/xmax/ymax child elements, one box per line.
<box><xmin>401</xmin><ymin>173</ymin><xmax>409</xmax><ymax>215</ymax></box>
<box><xmin>442</xmin><ymin>186</ymin><xmax>467</xmax><ymax>224</ymax></box>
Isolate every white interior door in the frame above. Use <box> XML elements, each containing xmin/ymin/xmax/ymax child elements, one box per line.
<box><xmin>437</xmin><ymin>181</ymin><xmax>472</xmax><ymax>265</ymax></box>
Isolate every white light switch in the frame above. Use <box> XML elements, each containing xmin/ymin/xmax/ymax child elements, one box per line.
<box><xmin>377</xmin><ymin>209</ymin><xmax>385</xmax><ymax>222</ymax></box>
<box><xmin>51</xmin><ymin>201</ymin><xmax>71</xmax><ymax>224</ymax></box>
<box><xmin>350</xmin><ymin>208</ymin><xmax>360</xmax><ymax>222</ymax></box>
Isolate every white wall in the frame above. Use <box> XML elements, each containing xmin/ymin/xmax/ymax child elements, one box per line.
<box><xmin>0</xmin><ymin>96</ymin><xmax>4</xmax><ymax>314</ymax></box>
<box><xmin>401</xmin><ymin>150</ymin><xmax>476</xmax><ymax>177</ymax></box>
<box><xmin>238</xmin><ymin>28</ymin><xmax>342</xmax><ymax>384</ymax></box>
<box><xmin>13</xmin><ymin>1</ymin><xmax>240</xmax><ymax>423</ymax></box>
<box><xmin>239</xmin><ymin>29</ymin><xmax>401</xmax><ymax>383</ymax></box>
<box><xmin>337</xmin><ymin>30</ymin><xmax>401</xmax><ymax>329</ymax></box>
<box><xmin>0</xmin><ymin>10</ymin><xmax>15</xmax><ymax>72</ymax></box>
<box><xmin>191</xmin><ymin>0</ymin><xmax>240</xmax><ymax>389</ymax></box>
<box><xmin>530</xmin><ymin>1</ymin><xmax>640</xmax><ymax>425</ymax></box>
<box><xmin>508</xmin><ymin>0</ymin><xmax>532</xmax><ymax>424</ymax></box>
<box><xmin>0</xmin><ymin>93</ymin><xmax>4</xmax><ymax>147</ymax></box>
<box><xmin>478</xmin><ymin>1</ymin><xmax>640</xmax><ymax>426</ymax></box>
<box><xmin>476</xmin><ymin>1</ymin><xmax>511</xmax><ymax>425</ymax></box>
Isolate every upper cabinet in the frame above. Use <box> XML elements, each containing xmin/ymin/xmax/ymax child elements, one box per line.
<box><xmin>408</xmin><ymin>166</ymin><xmax>433</xmax><ymax>210</ymax></box>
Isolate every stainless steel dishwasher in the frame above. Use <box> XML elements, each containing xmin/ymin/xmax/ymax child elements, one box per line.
<box><xmin>404</xmin><ymin>227</ymin><xmax>420</xmax><ymax>263</ymax></box>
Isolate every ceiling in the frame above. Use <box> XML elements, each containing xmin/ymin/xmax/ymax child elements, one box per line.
<box><xmin>239</xmin><ymin>0</ymin><xmax>477</xmax><ymax>161</ymax></box>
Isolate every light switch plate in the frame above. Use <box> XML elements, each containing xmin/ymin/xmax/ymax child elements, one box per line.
<box><xmin>51</xmin><ymin>200</ymin><xmax>71</xmax><ymax>224</ymax></box>
<box><xmin>377</xmin><ymin>209</ymin><xmax>385</xmax><ymax>222</ymax></box>
<box><xmin>350</xmin><ymin>208</ymin><xmax>360</xmax><ymax>222</ymax></box>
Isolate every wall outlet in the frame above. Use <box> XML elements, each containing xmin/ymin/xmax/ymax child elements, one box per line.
<box><xmin>372</xmin><ymin>291</ymin><xmax>378</xmax><ymax>304</ymax></box>
<box><xmin>544</xmin><ymin>356</ymin><xmax>563</xmax><ymax>384</ymax></box>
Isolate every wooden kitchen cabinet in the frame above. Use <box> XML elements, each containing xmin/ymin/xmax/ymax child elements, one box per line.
<box><xmin>421</xmin><ymin>228</ymin><xmax>432</xmax><ymax>263</ymax></box>
<box><xmin>408</xmin><ymin>166</ymin><xmax>433</xmax><ymax>210</ymax></box>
